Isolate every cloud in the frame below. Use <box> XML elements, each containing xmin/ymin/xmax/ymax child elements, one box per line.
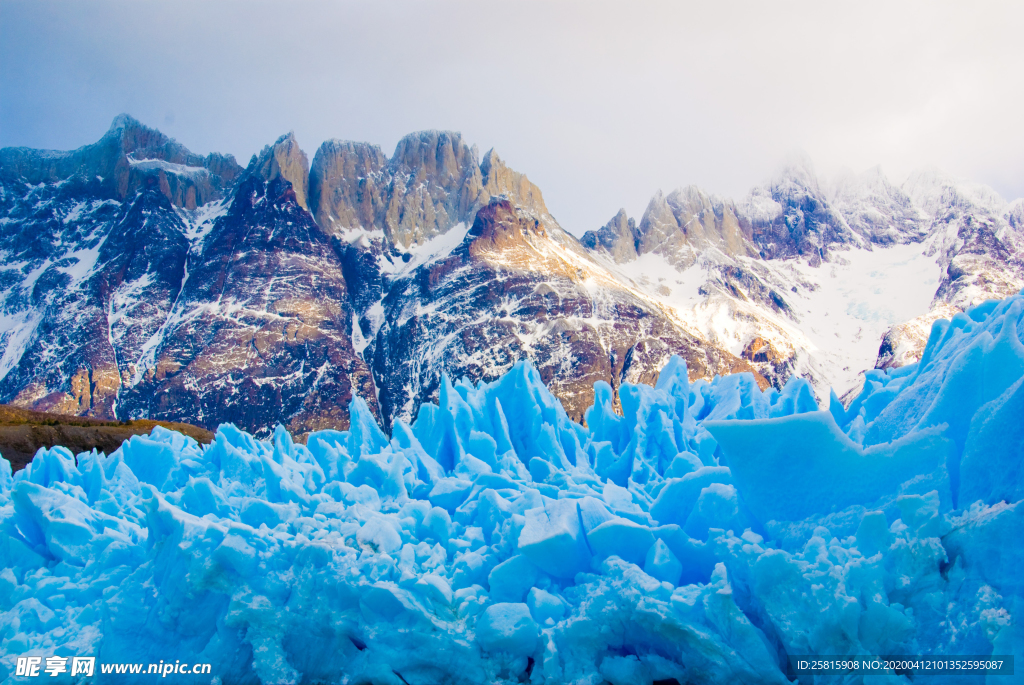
<box><xmin>2</xmin><ymin>0</ymin><xmax>1022</xmax><ymax>235</ymax></box>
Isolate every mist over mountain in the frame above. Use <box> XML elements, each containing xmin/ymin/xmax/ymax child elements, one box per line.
<box><xmin>2</xmin><ymin>115</ymin><xmax>1021</xmax><ymax>436</ymax></box>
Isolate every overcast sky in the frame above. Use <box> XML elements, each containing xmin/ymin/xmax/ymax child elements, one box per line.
<box><xmin>2</xmin><ymin>1</ymin><xmax>1023</xmax><ymax>235</ymax></box>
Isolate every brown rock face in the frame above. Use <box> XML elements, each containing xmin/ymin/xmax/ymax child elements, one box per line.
<box><xmin>742</xmin><ymin>336</ymin><xmax>780</xmax><ymax>364</ymax></box>
<box><xmin>480</xmin><ymin>149</ymin><xmax>550</xmax><ymax>219</ymax></box>
<box><xmin>308</xmin><ymin>131</ymin><xmax>484</xmax><ymax>247</ymax></box>
<box><xmin>308</xmin><ymin>131</ymin><xmax>553</xmax><ymax>248</ymax></box>
<box><xmin>384</xmin><ymin>131</ymin><xmax>485</xmax><ymax>248</ymax></box>
<box><xmin>309</xmin><ymin>140</ymin><xmax>388</xmax><ymax>234</ymax></box>
<box><xmin>12</xmin><ymin>366</ymin><xmax>119</xmax><ymax>418</ymax></box>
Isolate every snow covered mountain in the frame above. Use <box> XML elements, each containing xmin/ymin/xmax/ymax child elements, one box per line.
<box><xmin>0</xmin><ymin>115</ymin><xmax>243</xmax><ymax>418</ymax></box>
<box><xmin>0</xmin><ymin>117</ymin><xmax>761</xmax><ymax>436</ymax></box>
<box><xmin>584</xmin><ymin>156</ymin><xmax>1024</xmax><ymax>398</ymax></box>
<box><xmin>2</xmin><ymin>115</ymin><xmax>1022</xmax><ymax>435</ymax></box>
<box><xmin>0</xmin><ymin>118</ymin><xmax>375</xmax><ymax>436</ymax></box>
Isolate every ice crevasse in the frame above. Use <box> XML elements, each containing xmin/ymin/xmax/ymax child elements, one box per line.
<box><xmin>2</xmin><ymin>293</ymin><xmax>1024</xmax><ymax>684</ymax></box>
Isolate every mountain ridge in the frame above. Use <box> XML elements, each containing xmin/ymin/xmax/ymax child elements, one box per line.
<box><xmin>585</xmin><ymin>156</ymin><xmax>1024</xmax><ymax>393</ymax></box>
<box><xmin>1</xmin><ymin>114</ymin><xmax>1021</xmax><ymax>437</ymax></box>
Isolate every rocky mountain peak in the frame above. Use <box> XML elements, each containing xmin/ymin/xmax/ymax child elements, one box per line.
<box><xmin>0</xmin><ymin>114</ymin><xmax>241</xmax><ymax>210</ymax></box>
<box><xmin>829</xmin><ymin>166</ymin><xmax>925</xmax><ymax>245</ymax></box>
<box><xmin>306</xmin><ymin>134</ymin><xmax>556</xmax><ymax>252</ymax></box>
<box><xmin>249</xmin><ymin>132</ymin><xmax>310</xmax><ymax>210</ymax></box>
<box><xmin>390</xmin><ymin>130</ymin><xmax>475</xmax><ymax>181</ymax></box>
<box><xmin>480</xmin><ymin>148</ymin><xmax>550</xmax><ymax>220</ymax></box>
<box><xmin>309</xmin><ymin>139</ymin><xmax>388</xmax><ymax>234</ymax></box>
<box><xmin>383</xmin><ymin>130</ymin><xmax>484</xmax><ymax>249</ymax></box>
<box><xmin>634</xmin><ymin>186</ymin><xmax>755</xmax><ymax>266</ymax></box>
<box><xmin>104</xmin><ymin>113</ymin><xmax>166</xmax><ymax>147</ymax></box>
<box><xmin>101</xmin><ymin>114</ymin><xmax>216</xmax><ymax>174</ymax></box>
<box><xmin>107</xmin><ymin>112</ymin><xmax>142</xmax><ymax>131</ymax></box>
<box><xmin>465</xmin><ymin>198</ymin><xmax>549</xmax><ymax>261</ymax></box>
<box><xmin>581</xmin><ymin>208</ymin><xmax>639</xmax><ymax>263</ymax></box>
<box><xmin>741</xmin><ymin>157</ymin><xmax>860</xmax><ymax>263</ymax></box>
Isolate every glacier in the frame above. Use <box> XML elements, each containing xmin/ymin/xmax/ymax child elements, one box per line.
<box><xmin>2</xmin><ymin>293</ymin><xmax>1023</xmax><ymax>684</ymax></box>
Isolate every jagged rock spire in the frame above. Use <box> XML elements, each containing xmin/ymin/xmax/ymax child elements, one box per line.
<box><xmin>248</xmin><ymin>132</ymin><xmax>310</xmax><ymax>209</ymax></box>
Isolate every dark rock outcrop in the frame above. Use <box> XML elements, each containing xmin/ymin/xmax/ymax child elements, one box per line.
<box><xmin>118</xmin><ymin>142</ymin><xmax>377</xmax><ymax>436</ymax></box>
<box><xmin>0</xmin><ymin>182</ymin><xmax>191</xmax><ymax>418</ymax></box>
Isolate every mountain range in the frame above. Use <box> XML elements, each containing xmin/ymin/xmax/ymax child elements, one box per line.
<box><xmin>2</xmin><ymin>115</ymin><xmax>1021</xmax><ymax>437</ymax></box>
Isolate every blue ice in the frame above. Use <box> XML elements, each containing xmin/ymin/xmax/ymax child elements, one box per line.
<box><xmin>2</xmin><ymin>293</ymin><xmax>1024</xmax><ymax>684</ymax></box>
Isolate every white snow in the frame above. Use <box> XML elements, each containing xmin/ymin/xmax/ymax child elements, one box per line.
<box><xmin>610</xmin><ymin>241</ymin><xmax>940</xmax><ymax>397</ymax></box>
<box><xmin>352</xmin><ymin>299</ymin><xmax>386</xmax><ymax>358</ymax></box>
<box><xmin>0</xmin><ymin>310</ymin><xmax>41</xmax><ymax>382</ymax></box>
<box><xmin>107</xmin><ymin>273</ymin><xmax>156</xmax><ymax>329</ymax></box>
<box><xmin>15</xmin><ymin>260</ymin><xmax>50</xmax><ymax>296</ymax></box>
<box><xmin>127</xmin><ymin>156</ymin><xmax>208</xmax><ymax>178</ymax></box>
<box><xmin>612</xmin><ymin>252</ymin><xmax>707</xmax><ymax>309</ymax></box>
<box><xmin>61</xmin><ymin>201</ymin><xmax>90</xmax><ymax>225</ymax></box>
<box><xmin>382</xmin><ymin>222</ymin><xmax>471</xmax><ymax>277</ymax></box>
<box><xmin>779</xmin><ymin>242</ymin><xmax>939</xmax><ymax>393</ymax></box>
<box><xmin>57</xmin><ymin>243</ymin><xmax>104</xmax><ymax>285</ymax></box>
<box><xmin>181</xmin><ymin>198</ymin><xmax>230</xmax><ymax>244</ymax></box>
<box><xmin>338</xmin><ymin>227</ymin><xmax>387</xmax><ymax>248</ymax></box>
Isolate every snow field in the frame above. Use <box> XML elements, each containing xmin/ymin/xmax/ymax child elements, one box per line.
<box><xmin>613</xmin><ymin>242</ymin><xmax>943</xmax><ymax>399</ymax></box>
<box><xmin>2</xmin><ymin>293</ymin><xmax>1024</xmax><ymax>684</ymax></box>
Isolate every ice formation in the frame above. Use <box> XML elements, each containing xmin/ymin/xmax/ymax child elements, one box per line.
<box><xmin>2</xmin><ymin>293</ymin><xmax>1024</xmax><ymax>684</ymax></box>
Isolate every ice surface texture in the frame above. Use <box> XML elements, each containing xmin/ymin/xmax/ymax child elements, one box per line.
<box><xmin>2</xmin><ymin>294</ymin><xmax>1024</xmax><ymax>684</ymax></box>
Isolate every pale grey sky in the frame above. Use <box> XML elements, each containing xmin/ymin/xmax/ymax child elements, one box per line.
<box><xmin>2</xmin><ymin>1</ymin><xmax>1022</xmax><ymax>235</ymax></box>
